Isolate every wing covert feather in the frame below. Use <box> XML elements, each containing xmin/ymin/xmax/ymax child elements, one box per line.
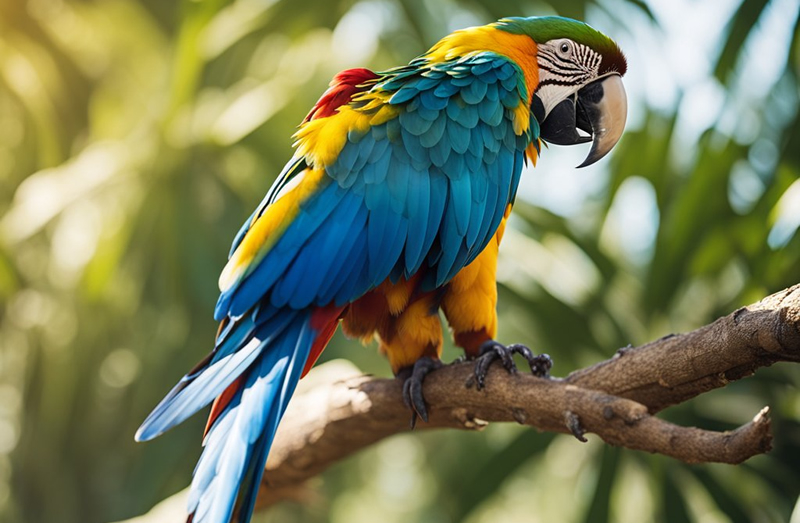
<box><xmin>215</xmin><ymin>52</ymin><xmax>538</xmax><ymax>319</ymax></box>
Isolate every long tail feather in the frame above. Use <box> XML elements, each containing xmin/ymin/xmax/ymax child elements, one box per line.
<box><xmin>185</xmin><ymin>311</ymin><xmax>317</xmax><ymax>523</ymax></box>
<box><xmin>135</xmin><ymin>310</ymin><xmax>296</xmax><ymax>442</ymax></box>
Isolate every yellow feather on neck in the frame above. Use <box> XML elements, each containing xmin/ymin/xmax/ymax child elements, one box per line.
<box><xmin>424</xmin><ymin>24</ymin><xmax>540</xmax><ymax>108</ymax></box>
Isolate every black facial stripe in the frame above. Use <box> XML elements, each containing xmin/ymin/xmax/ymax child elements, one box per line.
<box><xmin>538</xmin><ymin>63</ymin><xmax>591</xmax><ymax>83</ymax></box>
<box><xmin>538</xmin><ymin>78</ymin><xmax>577</xmax><ymax>87</ymax></box>
<box><xmin>538</xmin><ymin>58</ymin><xmax>585</xmax><ymax>76</ymax></box>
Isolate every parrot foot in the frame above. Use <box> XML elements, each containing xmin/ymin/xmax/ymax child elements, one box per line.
<box><xmin>474</xmin><ymin>340</ymin><xmax>552</xmax><ymax>390</ymax></box>
<box><xmin>397</xmin><ymin>356</ymin><xmax>443</xmax><ymax>429</ymax></box>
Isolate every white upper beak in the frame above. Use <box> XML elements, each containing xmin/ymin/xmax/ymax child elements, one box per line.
<box><xmin>577</xmin><ymin>74</ymin><xmax>627</xmax><ymax>168</ymax></box>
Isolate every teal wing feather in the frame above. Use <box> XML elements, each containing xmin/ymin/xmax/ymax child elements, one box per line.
<box><xmin>216</xmin><ymin>52</ymin><xmax>538</xmax><ymax>319</ymax></box>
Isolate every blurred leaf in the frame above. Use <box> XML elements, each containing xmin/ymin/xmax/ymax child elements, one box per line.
<box><xmin>690</xmin><ymin>467</ymin><xmax>753</xmax><ymax>523</ymax></box>
<box><xmin>448</xmin><ymin>431</ymin><xmax>557</xmax><ymax>521</ymax></box>
<box><xmin>580</xmin><ymin>446</ymin><xmax>620</xmax><ymax>523</ymax></box>
<box><xmin>714</xmin><ymin>0</ymin><xmax>770</xmax><ymax>82</ymax></box>
<box><xmin>662</xmin><ymin>465</ymin><xmax>692</xmax><ymax>523</ymax></box>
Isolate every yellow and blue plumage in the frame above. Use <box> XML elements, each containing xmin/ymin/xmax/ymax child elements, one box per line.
<box><xmin>136</xmin><ymin>15</ymin><xmax>627</xmax><ymax>523</ymax></box>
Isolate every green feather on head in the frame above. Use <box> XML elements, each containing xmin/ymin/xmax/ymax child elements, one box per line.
<box><xmin>495</xmin><ymin>16</ymin><xmax>627</xmax><ymax>76</ymax></box>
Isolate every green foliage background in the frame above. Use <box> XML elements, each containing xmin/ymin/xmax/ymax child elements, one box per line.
<box><xmin>0</xmin><ymin>0</ymin><xmax>799</xmax><ymax>522</ymax></box>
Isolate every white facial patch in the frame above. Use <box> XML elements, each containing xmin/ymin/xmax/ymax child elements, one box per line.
<box><xmin>535</xmin><ymin>39</ymin><xmax>602</xmax><ymax>118</ymax></box>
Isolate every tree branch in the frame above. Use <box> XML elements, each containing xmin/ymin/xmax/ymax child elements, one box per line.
<box><xmin>256</xmin><ymin>284</ymin><xmax>799</xmax><ymax>507</ymax></box>
<box><xmin>121</xmin><ymin>285</ymin><xmax>800</xmax><ymax>520</ymax></box>
<box><xmin>565</xmin><ymin>284</ymin><xmax>800</xmax><ymax>410</ymax></box>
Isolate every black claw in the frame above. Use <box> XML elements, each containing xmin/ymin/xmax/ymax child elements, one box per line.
<box><xmin>401</xmin><ymin>377</ymin><xmax>413</xmax><ymax>410</ymax></box>
<box><xmin>398</xmin><ymin>356</ymin><xmax>443</xmax><ymax>428</ymax></box>
<box><xmin>474</xmin><ymin>340</ymin><xmax>552</xmax><ymax>390</ymax></box>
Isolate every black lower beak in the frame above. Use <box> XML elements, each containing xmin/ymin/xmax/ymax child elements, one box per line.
<box><xmin>534</xmin><ymin>94</ymin><xmax>592</xmax><ymax>147</ymax></box>
<box><xmin>534</xmin><ymin>74</ymin><xmax>628</xmax><ymax>168</ymax></box>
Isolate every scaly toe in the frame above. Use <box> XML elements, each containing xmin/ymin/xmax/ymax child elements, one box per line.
<box><xmin>473</xmin><ymin>340</ymin><xmax>552</xmax><ymax>390</ymax></box>
<box><xmin>398</xmin><ymin>356</ymin><xmax>443</xmax><ymax>427</ymax></box>
<box><xmin>507</xmin><ymin>344</ymin><xmax>552</xmax><ymax>378</ymax></box>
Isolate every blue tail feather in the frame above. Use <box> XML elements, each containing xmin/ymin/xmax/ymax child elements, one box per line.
<box><xmin>185</xmin><ymin>311</ymin><xmax>315</xmax><ymax>523</ymax></box>
<box><xmin>134</xmin><ymin>311</ymin><xmax>296</xmax><ymax>442</ymax></box>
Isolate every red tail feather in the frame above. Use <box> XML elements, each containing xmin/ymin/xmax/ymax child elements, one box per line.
<box><xmin>203</xmin><ymin>375</ymin><xmax>245</xmax><ymax>439</ymax></box>
<box><xmin>302</xmin><ymin>305</ymin><xmax>347</xmax><ymax>377</ymax></box>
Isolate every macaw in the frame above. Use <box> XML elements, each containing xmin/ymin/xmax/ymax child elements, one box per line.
<box><xmin>135</xmin><ymin>15</ymin><xmax>627</xmax><ymax>523</ymax></box>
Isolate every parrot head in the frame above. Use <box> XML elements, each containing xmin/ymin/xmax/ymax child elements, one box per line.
<box><xmin>497</xmin><ymin>16</ymin><xmax>628</xmax><ymax>167</ymax></box>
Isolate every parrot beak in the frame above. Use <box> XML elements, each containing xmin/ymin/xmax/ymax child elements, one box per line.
<box><xmin>535</xmin><ymin>74</ymin><xmax>627</xmax><ymax>168</ymax></box>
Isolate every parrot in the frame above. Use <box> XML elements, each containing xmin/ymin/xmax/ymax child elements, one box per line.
<box><xmin>135</xmin><ymin>15</ymin><xmax>627</xmax><ymax>523</ymax></box>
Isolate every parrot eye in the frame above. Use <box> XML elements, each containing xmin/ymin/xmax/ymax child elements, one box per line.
<box><xmin>558</xmin><ymin>41</ymin><xmax>572</xmax><ymax>58</ymax></box>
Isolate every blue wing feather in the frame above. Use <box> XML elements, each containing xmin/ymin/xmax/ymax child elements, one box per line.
<box><xmin>376</xmin><ymin>214</ymin><xmax>408</xmax><ymax>284</ymax></box>
<box><xmin>329</xmin><ymin>246</ymin><xmax>369</xmax><ymax>304</ymax></box>
<box><xmin>462</xmin><ymin>78</ymin><xmax>488</xmax><ymax>104</ymax></box>
<box><xmin>428</xmin><ymin>132</ymin><xmax>451</xmax><ymax>167</ymax></box>
<box><xmin>223</xmin><ymin>179</ymin><xmax>344</xmax><ymax>318</ymax></box>
<box><xmin>446</xmin><ymin>120</ymin><xmax>471</xmax><ymax>154</ymax></box>
<box><xmin>474</xmin><ymin>165</ymin><xmax>501</xmax><ymax>252</ymax></box>
<box><xmin>399</xmin><ymin>108</ymin><xmax>434</xmax><ymax>136</ymax></box>
<box><xmin>419</xmin><ymin>111</ymin><xmax>447</xmax><ymax>147</ymax></box>
<box><xmin>387</xmin><ymin>160</ymin><xmax>410</xmax><ymax>214</ymax></box>
<box><xmin>276</xmin><ymin>192</ymin><xmax>364</xmax><ymax>308</ymax></box>
<box><xmin>317</xmin><ymin>222</ymin><xmax>367</xmax><ymax>303</ymax></box>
